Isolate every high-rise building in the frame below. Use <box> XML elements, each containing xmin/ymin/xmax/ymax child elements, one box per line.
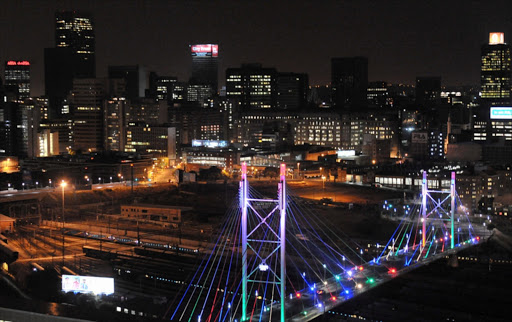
<box><xmin>44</xmin><ymin>47</ymin><xmax>75</xmax><ymax>117</ymax></box>
<box><xmin>276</xmin><ymin>73</ymin><xmax>309</xmax><ymax>110</ymax></box>
<box><xmin>4</xmin><ymin>60</ymin><xmax>30</xmax><ymax>101</ymax></box>
<box><xmin>481</xmin><ymin>32</ymin><xmax>511</xmax><ymax>106</ymax></box>
<box><xmin>55</xmin><ymin>10</ymin><xmax>95</xmax><ymax>78</ymax></box>
<box><xmin>416</xmin><ymin>76</ymin><xmax>441</xmax><ymax>107</ymax></box>
<box><xmin>108</xmin><ymin>65</ymin><xmax>147</xmax><ymax>100</ymax></box>
<box><xmin>331</xmin><ymin>57</ymin><xmax>368</xmax><ymax>111</ymax></box>
<box><xmin>104</xmin><ymin>97</ymin><xmax>128</xmax><ymax>151</ymax></box>
<box><xmin>45</xmin><ymin>11</ymin><xmax>95</xmax><ymax>118</ymax></box>
<box><xmin>226</xmin><ymin>64</ymin><xmax>277</xmax><ymax>110</ymax></box>
<box><xmin>69</xmin><ymin>78</ymin><xmax>106</xmax><ymax>151</ymax></box>
<box><xmin>190</xmin><ymin>44</ymin><xmax>219</xmax><ymax>92</ymax></box>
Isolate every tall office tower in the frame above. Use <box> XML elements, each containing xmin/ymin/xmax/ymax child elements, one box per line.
<box><xmin>55</xmin><ymin>10</ymin><xmax>95</xmax><ymax>77</ymax></box>
<box><xmin>190</xmin><ymin>44</ymin><xmax>219</xmax><ymax>93</ymax></box>
<box><xmin>226</xmin><ymin>63</ymin><xmax>277</xmax><ymax>110</ymax></box>
<box><xmin>331</xmin><ymin>57</ymin><xmax>368</xmax><ymax>111</ymax></box>
<box><xmin>481</xmin><ymin>32</ymin><xmax>511</xmax><ymax>106</ymax></box>
<box><xmin>45</xmin><ymin>11</ymin><xmax>95</xmax><ymax>118</ymax></box>
<box><xmin>108</xmin><ymin>65</ymin><xmax>147</xmax><ymax>100</ymax></box>
<box><xmin>276</xmin><ymin>73</ymin><xmax>309</xmax><ymax>110</ymax></box>
<box><xmin>104</xmin><ymin>97</ymin><xmax>128</xmax><ymax>151</ymax></box>
<box><xmin>416</xmin><ymin>76</ymin><xmax>441</xmax><ymax>107</ymax></box>
<box><xmin>4</xmin><ymin>60</ymin><xmax>30</xmax><ymax>101</ymax></box>
<box><xmin>44</xmin><ymin>47</ymin><xmax>74</xmax><ymax>117</ymax></box>
<box><xmin>68</xmin><ymin>78</ymin><xmax>125</xmax><ymax>152</ymax></box>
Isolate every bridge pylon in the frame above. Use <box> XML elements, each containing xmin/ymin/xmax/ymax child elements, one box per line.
<box><xmin>420</xmin><ymin>170</ymin><xmax>458</xmax><ymax>251</ymax></box>
<box><xmin>240</xmin><ymin>162</ymin><xmax>287</xmax><ymax>322</ymax></box>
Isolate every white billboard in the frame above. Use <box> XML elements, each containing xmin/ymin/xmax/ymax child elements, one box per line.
<box><xmin>337</xmin><ymin>150</ymin><xmax>356</xmax><ymax>158</ymax></box>
<box><xmin>62</xmin><ymin>275</ymin><xmax>114</xmax><ymax>295</ymax></box>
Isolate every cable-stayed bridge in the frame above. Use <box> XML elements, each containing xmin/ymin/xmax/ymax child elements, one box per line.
<box><xmin>169</xmin><ymin>164</ymin><xmax>488</xmax><ymax>322</ymax></box>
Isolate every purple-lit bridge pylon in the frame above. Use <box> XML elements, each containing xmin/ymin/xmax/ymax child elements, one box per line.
<box><xmin>169</xmin><ymin>165</ymin><xmax>488</xmax><ymax>322</ymax></box>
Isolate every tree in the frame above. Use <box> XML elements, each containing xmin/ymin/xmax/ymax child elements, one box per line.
<box><xmin>263</xmin><ymin>167</ymin><xmax>279</xmax><ymax>179</ymax></box>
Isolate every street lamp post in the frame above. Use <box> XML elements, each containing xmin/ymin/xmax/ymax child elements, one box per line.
<box><xmin>61</xmin><ymin>180</ymin><xmax>67</xmax><ymax>267</ymax></box>
<box><xmin>322</xmin><ymin>176</ymin><xmax>326</xmax><ymax>197</ymax></box>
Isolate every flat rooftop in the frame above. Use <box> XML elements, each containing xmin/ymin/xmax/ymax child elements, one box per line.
<box><xmin>121</xmin><ymin>204</ymin><xmax>193</xmax><ymax>211</ymax></box>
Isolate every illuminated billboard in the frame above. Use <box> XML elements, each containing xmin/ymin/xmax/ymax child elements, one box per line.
<box><xmin>190</xmin><ymin>44</ymin><xmax>218</xmax><ymax>57</ymax></box>
<box><xmin>337</xmin><ymin>150</ymin><xmax>356</xmax><ymax>158</ymax></box>
<box><xmin>490</xmin><ymin>107</ymin><xmax>512</xmax><ymax>120</ymax></box>
<box><xmin>192</xmin><ymin>140</ymin><xmax>227</xmax><ymax>148</ymax></box>
<box><xmin>62</xmin><ymin>275</ymin><xmax>114</xmax><ymax>295</ymax></box>
<box><xmin>6</xmin><ymin>60</ymin><xmax>30</xmax><ymax>66</ymax></box>
<box><xmin>489</xmin><ymin>32</ymin><xmax>505</xmax><ymax>45</ymax></box>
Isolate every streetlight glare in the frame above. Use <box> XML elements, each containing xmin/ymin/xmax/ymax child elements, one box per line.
<box><xmin>60</xmin><ymin>181</ymin><xmax>67</xmax><ymax>187</ymax></box>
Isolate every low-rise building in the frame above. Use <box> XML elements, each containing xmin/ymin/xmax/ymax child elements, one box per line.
<box><xmin>120</xmin><ymin>204</ymin><xmax>192</xmax><ymax>227</ymax></box>
<box><xmin>0</xmin><ymin>214</ymin><xmax>15</xmax><ymax>233</ymax></box>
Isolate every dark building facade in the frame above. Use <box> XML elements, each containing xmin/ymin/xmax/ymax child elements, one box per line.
<box><xmin>416</xmin><ymin>76</ymin><xmax>441</xmax><ymax>107</ymax></box>
<box><xmin>108</xmin><ymin>65</ymin><xmax>146</xmax><ymax>100</ymax></box>
<box><xmin>276</xmin><ymin>73</ymin><xmax>308</xmax><ymax>110</ymax></box>
<box><xmin>331</xmin><ymin>56</ymin><xmax>368</xmax><ymax>111</ymax></box>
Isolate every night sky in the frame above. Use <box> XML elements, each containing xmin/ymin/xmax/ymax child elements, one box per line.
<box><xmin>1</xmin><ymin>0</ymin><xmax>512</xmax><ymax>96</ymax></box>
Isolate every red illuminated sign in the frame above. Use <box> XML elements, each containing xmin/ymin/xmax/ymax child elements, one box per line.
<box><xmin>191</xmin><ymin>44</ymin><xmax>218</xmax><ymax>57</ymax></box>
<box><xmin>6</xmin><ymin>60</ymin><xmax>30</xmax><ymax>66</ymax></box>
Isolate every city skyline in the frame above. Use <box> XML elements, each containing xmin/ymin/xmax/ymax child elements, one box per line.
<box><xmin>1</xmin><ymin>0</ymin><xmax>512</xmax><ymax>96</ymax></box>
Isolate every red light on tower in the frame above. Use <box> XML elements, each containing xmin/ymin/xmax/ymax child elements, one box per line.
<box><xmin>389</xmin><ymin>268</ymin><xmax>397</xmax><ymax>274</ymax></box>
<box><xmin>358</xmin><ymin>266</ymin><xmax>364</xmax><ymax>271</ymax></box>
<box><xmin>331</xmin><ymin>296</ymin><xmax>337</xmax><ymax>301</ymax></box>
<box><xmin>296</xmin><ymin>292</ymin><xmax>301</xmax><ymax>298</ymax></box>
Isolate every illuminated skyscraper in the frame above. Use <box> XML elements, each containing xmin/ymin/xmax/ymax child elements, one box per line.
<box><xmin>226</xmin><ymin>63</ymin><xmax>277</xmax><ymax>110</ymax></box>
<box><xmin>190</xmin><ymin>44</ymin><xmax>219</xmax><ymax>93</ymax></box>
<box><xmin>4</xmin><ymin>60</ymin><xmax>30</xmax><ymax>101</ymax></box>
<box><xmin>45</xmin><ymin>11</ymin><xmax>95</xmax><ymax>118</ymax></box>
<box><xmin>481</xmin><ymin>32</ymin><xmax>511</xmax><ymax>105</ymax></box>
<box><xmin>55</xmin><ymin>10</ymin><xmax>95</xmax><ymax>78</ymax></box>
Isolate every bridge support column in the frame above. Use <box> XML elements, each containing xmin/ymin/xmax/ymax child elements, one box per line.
<box><xmin>422</xmin><ymin>171</ymin><xmax>427</xmax><ymax>248</ymax></box>
<box><xmin>278</xmin><ymin>164</ymin><xmax>287</xmax><ymax>322</ymax></box>
<box><xmin>450</xmin><ymin>172</ymin><xmax>455</xmax><ymax>249</ymax></box>
<box><xmin>240</xmin><ymin>162</ymin><xmax>248</xmax><ymax>321</ymax></box>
